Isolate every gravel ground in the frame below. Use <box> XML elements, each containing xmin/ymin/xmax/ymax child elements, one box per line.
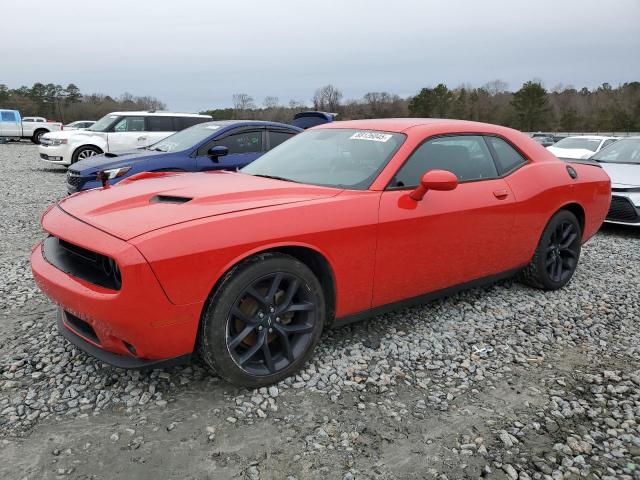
<box><xmin>1</xmin><ymin>142</ymin><xmax>639</xmax><ymax>480</ymax></box>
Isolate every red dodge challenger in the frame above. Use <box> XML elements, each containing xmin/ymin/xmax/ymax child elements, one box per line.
<box><xmin>31</xmin><ymin>119</ymin><xmax>611</xmax><ymax>387</ymax></box>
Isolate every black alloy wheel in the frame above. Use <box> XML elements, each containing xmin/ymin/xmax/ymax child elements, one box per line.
<box><xmin>545</xmin><ymin>221</ymin><xmax>580</xmax><ymax>283</ymax></box>
<box><xmin>226</xmin><ymin>272</ymin><xmax>316</xmax><ymax>376</ymax></box>
<box><xmin>198</xmin><ymin>253</ymin><xmax>325</xmax><ymax>387</ymax></box>
<box><xmin>520</xmin><ymin>209</ymin><xmax>582</xmax><ymax>290</ymax></box>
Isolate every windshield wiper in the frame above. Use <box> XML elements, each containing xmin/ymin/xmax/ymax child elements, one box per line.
<box><xmin>252</xmin><ymin>174</ymin><xmax>297</xmax><ymax>183</ymax></box>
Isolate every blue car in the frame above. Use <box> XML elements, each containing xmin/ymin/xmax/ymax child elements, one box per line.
<box><xmin>66</xmin><ymin>120</ymin><xmax>303</xmax><ymax>193</ymax></box>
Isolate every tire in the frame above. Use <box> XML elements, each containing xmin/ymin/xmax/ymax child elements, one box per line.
<box><xmin>519</xmin><ymin>210</ymin><xmax>582</xmax><ymax>290</ymax></box>
<box><xmin>32</xmin><ymin>129</ymin><xmax>47</xmax><ymax>144</ymax></box>
<box><xmin>197</xmin><ymin>252</ymin><xmax>326</xmax><ymax>388</ymax></box>
<box><xmin>71</xmin><ymin>146</ymin><xmax>101</xmax><ymax>164</ymax></box>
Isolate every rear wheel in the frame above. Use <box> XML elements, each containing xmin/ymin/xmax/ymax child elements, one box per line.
<box><xmin>520</xmin><ymin>210</ymin><xmax>582</xmax><ymax>290</ymax></box>
<box><xmin>198</xmin><ymin>253</ymin><xmax>325</xmax><ymax>388</ymax></box>
<box><xmin>71</xmin><ymin>146</ymin><xmax>101</xmax><ymax>164</ymax></box>
<box><xmin>32</xmin><ymin>129</ymin><xmax>47</xmax><ymax>144</ymax></box>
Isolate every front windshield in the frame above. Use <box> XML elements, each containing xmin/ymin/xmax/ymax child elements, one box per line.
<box><xmin>553</xmin><ymin>137</ymin><xmax>602</xmax><ymax>151</ymax></box>
<box><xmin>241</xmin><ymin>128</ymin><xmax>405</xmax><ymax>189</ymax></box>
<box><xmin>592</xmin><ymin>138</ymin><xmax>640</xmax><ymax>164</ymax></box>
<box><xmin>87</xmin><ymin>114</ymin><xmax>120</xmax><ymax>132</ymax></box>
<box><xmin>149</xmin><ymin>123</ymin><xmax>220</xmax><ymax>152</ymax></box>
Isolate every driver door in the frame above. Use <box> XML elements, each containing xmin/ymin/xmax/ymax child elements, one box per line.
<box><xmin>372</xmin><ymin>135</ymin><xmax>517</xmax><ymax>307</ymax></box>
<box><xmin>196</xmin><ymin>128</ymin><xmax>265</xmax><ymax>171</ymax></box>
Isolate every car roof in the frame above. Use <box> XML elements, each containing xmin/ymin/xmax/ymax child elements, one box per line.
<box><xmin>197</xmin><ymin>120</ymin><xmax>301</xmax><ymax>130</ymax></box>
<box><xmin>560</xmin><ymin>135</ymin><xmax>617</xmax><ymax>140</ymax></box>
<box><xmin>107</xmin><ymin>111</ymin><xmax>212</xmax><ymax>118</ymax></box>
<box><xmin>316</xmin><ymin>118</ymin><xmax>517</xmax><ymax>134</ymax></box>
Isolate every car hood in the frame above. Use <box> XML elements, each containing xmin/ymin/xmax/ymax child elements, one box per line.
<box><xmin>57</xmin><ymin>171</ymin><xmax>341</xmax><ymax>240</ymax></box>
<box><xmin>42</xmin><ymin>129</ymin><xmax>107</xmax><ymax>141</ymax></box>
<box><xmin>72</xmin><ymin>148</ymin><xmax>167</xmax><ymax>173</ymax></box>
<box><xmin>547</xmin><ymin>146</ymin><xmax>595</xmax><ymax>159</ymax></box>
<box><xmin>599</xmin><ymin>162</ymin><xmax>640</xmax><ymax>188</ymax></box>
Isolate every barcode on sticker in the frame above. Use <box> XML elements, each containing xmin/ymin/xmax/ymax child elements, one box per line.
<box><xmin>350</xmin><ymin>131</ymin><xmax>392</xmax><ymax>142</ymax></box>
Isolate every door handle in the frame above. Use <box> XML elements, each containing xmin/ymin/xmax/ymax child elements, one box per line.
<box><xmin>493</xmin><ymin>189</ymin><xmax>509</xmax><ymax>199</ymax></box>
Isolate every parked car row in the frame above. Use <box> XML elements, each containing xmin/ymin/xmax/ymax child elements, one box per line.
<box><xmin>30</xmin><ymin>117</ymin><xmax>612</xmax><ymax>387</ymax></box>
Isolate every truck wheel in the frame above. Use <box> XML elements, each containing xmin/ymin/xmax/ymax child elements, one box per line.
<box><xmin>32</xmin><ymin>129</ymin><xmax>48</xmax><ymax>144</ymax></box>
<box><xmin>71</xmin><ymin>146</ymin><xmax>102</xmax><ymax>164</ymax></box>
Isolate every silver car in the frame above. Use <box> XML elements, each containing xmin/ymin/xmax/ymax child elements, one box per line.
<box><xmin>591</xmin><ymin>137</ymin><xmax>640</xmax><ymax>225</ymax></box>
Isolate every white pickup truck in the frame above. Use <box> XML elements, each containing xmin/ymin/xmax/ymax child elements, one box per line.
<box><xmin>0</xmin><ymin>110</ymin><xmax>63</xmax><ymax>144</ymax></box>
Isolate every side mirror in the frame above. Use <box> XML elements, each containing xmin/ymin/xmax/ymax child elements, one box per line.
<box><xmin>207</xmin><ymin>145</ymin><xmax>229</xmax><ymax>162</ymax></box>
<box><xmin>409</xmin><ymin>169</ymin><xmax>458</xmax><ymax>201</ymax></box>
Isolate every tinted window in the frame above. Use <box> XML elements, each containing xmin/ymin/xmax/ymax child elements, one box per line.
<box><xmin>175</xmin><ymin>117</ymin><xmax>208</xmax><ymax>130</ymax></box>
<box><xmin>216</xmin><ymin>131</ymin><xmax>263</xmax><ymax>154</ymax></box>
<box><xmin>268</xmin><ymin>130</ymin><xmax>296</xmax><ymax>150</ymax></box>
<box><xmin>486</xmin><ymin>136</ymin><xmax>526</xmax><ymax>175</ymax></box>
<box><xmin>147</xmin><ymin>116</ymin><xmax>174</xmax><ymax>132</ymax></box>
<box><xmin>1</xmin><ymin>111</ymin><xmax>17</xmax><ymax>122</ymax></box>
<box><xmin>393</xmin><ymin>135</ymin><xmax>498</xmax><ymax>187</ymax></box>
<box><xmin>113</xmin><ymin>116</ymin><xmax>145</xmax><ymax>132</ymax></box>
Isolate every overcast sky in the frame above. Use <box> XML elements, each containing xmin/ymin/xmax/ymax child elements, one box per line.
<box><xmin>2</xmin><ymin>0</ymin><xmax>639</xmax><ymax>112</ymax></box>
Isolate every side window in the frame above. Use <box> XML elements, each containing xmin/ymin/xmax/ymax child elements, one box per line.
<box><xmin>23</xmin><ymin>118</ymin><xmax>33</xmax><ymax>122</ymax></box>
<box><xmin>175</xmin><ymin>117</ymin><xmax>208</xmax><ymax>130</ymax></box>
<box><xmin>147</xmin><ymin>116</ymin><xmax>174</xmax><ymax>132</ymax></box>
<box><xmin>112</xmin><ymin>116</ymin><xmax>145</xmax><ymax>132</ymax></box>
<box><xmin>600</xmin><ymin>139</ymin><xmax>616</xmax><ymax>150</ymax></box>
<box><xmin>1</xmin><ymin>111</ymin><xmax>17</xmax><ymax>122</ymax></box>
<box><xmin>268</xmin><ymin>130</ymin><xmax>295</xmax><ymax>150</ymax></box>
<box><xmin>215</xmin><ymin>131</ymin><xmax>263</xmax><ymax>154</ymax></box>
<box><xmin>485</xmin><ymin>136</ymin><xmax>527</xmax><ymax>175</ymax></box>
<box><xmin>392</xmin><ymin>135</ymin><xmax>498</xmax><ymax>187</ymax></box>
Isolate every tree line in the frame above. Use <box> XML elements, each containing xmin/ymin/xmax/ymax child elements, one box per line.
<box><xmin>2</xmin><ymin>80</ymin><xmax>637</xmax><ymax>132</ymax></box>
<box><xmin>0</xmin><ymin>83</ymin><xmax>165</xmax><ymax>123</ymax></box>
<box><xmin>204</xmin><ymin>81</ymin><xmax>640</xmax><ymax>132</ymax></box>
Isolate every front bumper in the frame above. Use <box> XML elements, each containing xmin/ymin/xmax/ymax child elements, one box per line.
<box><xmin>39</xmin><ymin>144</ymin><xmax>71</xmax><ymax>165</ymax></box>
<box><xmin>31</xmin><ymin>206</ymin><xmax>203</xmax><ymax>365</ymax></box>
<box><xmin>605</xmin><ymin>194</ymin><xmax>640</xmax><ymax>226</ymax></box>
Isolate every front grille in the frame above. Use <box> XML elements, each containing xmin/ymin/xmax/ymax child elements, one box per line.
<box><xmin>66</xmin><ymin>170</ymin><xmax>83</xmax><ymax>188</ymax></box>
<box><xmin>42</xmin><ymin>236</ymin><xmax>122</xmax><ymax>290</ymax></box>
<box><xmin>607</xmin><ymin>196</ymin><xmax>639</xmax><ymax>223</ymax></box>
<box><xmin>64</xmin><ymin>311</ymin><xmax>100</xmax><ymax>344</ymax></box>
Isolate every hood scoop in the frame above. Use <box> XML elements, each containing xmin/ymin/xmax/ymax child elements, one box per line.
<box><xmin>150</xmin><ymin>195</ymin><xmax>192</xmax><ymax>204</ymax></box>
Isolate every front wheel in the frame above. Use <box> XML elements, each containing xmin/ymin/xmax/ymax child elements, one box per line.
<box><xmin>520</xmin><ymin>210</ymin><xmax>582</xmax><ymax>290</ymax></box>
<box><xmin>197</xmin><ymin>253</ymin><xmax>326</xmax><ymax>388</ymax></box>
<box><xmin>71</xmin><ymin>146</ymin><xmax>101</xmax><ymax>164</ymax></box>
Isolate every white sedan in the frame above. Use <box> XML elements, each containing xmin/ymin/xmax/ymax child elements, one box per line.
<box><xmin>547</xmin><ymin>135</ymin><xmax>618</xmax><ymax>159</ymax></box>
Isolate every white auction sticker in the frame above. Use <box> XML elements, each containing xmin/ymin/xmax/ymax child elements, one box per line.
<box><xmin>205</xmin><ymin>125</ymin><xmax>221</xmax><ymax>130</ymax></box>
<box><xmin>349</xmin><ymin>131</ymin><xmax>393</xmax><ymax>142</ymax></box>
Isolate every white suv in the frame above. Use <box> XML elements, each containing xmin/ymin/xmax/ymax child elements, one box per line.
<box><xmin>39</xmin><ymin>111</ymin><xmax>212</xmax><ymax>166</ymax></box>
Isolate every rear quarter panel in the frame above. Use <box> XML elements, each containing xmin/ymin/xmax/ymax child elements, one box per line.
<box><xmin>505</xmin><ymin>159</ymin><xmax>610</xmax><ymax>265</ymax></box>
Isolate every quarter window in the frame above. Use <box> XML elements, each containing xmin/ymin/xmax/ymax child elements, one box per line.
<box><xmin>175</xmin><ymin>117</ymin><xmax>208</xmax><ymax>130</ymax></box>
<box><xmin>147</xmin><ymin>116</ymin><xmax>174</xmax><ymax>132</ymax></box>
<box><xmin>268</xmin><ymin>130</ymin><xmax>295</xmax><ymax>150</ymax></box>
<box><xmin>215</xmin><ymin>131</ymin><xmax>263</xmax><ymax>154</ymax></box>
<box><xmin>392</xmin><ymin>135</ymin><xmax>498</xmax><ymax>187</ymax></box>
<box><xmin>113</xmin><ymin>116</ymin><xmax>145</xmax><ymax>132</ymax></box>
<box><xmin>485</xmin><ymin>136</ymin><xmax>526</xmax><ymax>175</ymax></box>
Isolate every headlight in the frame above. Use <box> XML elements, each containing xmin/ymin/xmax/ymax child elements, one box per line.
<box><xmin>99</xmin><ymin>166</ymin><xmax>132</xmax><ymax>180</ymax></box>
<box><xmin>43</xmin><ymin>138</ymin><xmax>68</xmax><ymax>146</ymax></box>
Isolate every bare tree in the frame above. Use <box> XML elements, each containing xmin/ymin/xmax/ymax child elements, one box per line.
<box><xmin>312</xmin><ymin>85</ymin><xmax>342</xmax><ymax>112</ymax></box>
<box><xmin>263</xmin><ymin>96</ymin><xmax>279</xmax><ymax>109</ymax></box>
<box><xmin>483</xmin><ymin>79</ymin><xmax>508</xmax><ymax>96</ymax></box>
<box><xmin>232</xmin><ymin>93</ymin><xmax>255</xmax><ymax>112</ymax></box>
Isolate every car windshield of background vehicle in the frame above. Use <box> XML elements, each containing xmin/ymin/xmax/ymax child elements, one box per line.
<box><xmin>553</xmin><ymin>137</ymin><xmax>602</xmax><ymax>151</ymax></box>
<box><xmin>591</xmin><ymin>138</ymin><xmax>640</xmax><ymax>164</ymax></box>
<box><xmin>87</xmin><ymin>114</ymin><xmax>119</xmax><ymax>132</ymax></box>
<box><xmin>150</xmin><ymin>124</ymin><xmax>219</xmax><ymax>152</ymax></box>
<box><xmin>241</xmin><ymin>129</ymin><xmax>405</xmax><ymax>189</ymax></box>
